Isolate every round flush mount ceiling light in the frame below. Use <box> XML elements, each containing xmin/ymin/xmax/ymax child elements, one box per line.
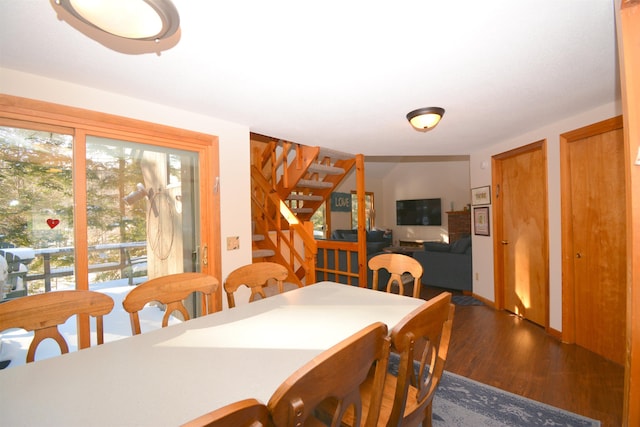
<box><xmin>55</xmin><ymin>0</ymin><xmax>180</xmax><ymax>42</ymax></box>
<box><xmin>406</xmin><ymin>107</ymin><xmax>445</xmax><ymax>131</ymax></box>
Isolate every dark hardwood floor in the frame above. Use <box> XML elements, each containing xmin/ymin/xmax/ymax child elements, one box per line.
<box><xmin>419</xmin><ymin>285</ymin><xmax>625</xmax><ymax>427</ymax></box>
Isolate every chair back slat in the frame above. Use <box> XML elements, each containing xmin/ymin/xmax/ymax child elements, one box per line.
<box><xmin>368</xmin><ymin>253</ymin><xmax>423</xmax><ymax>298</ymax></box>
<box><xmin>224</xmin><ymin>262</ymin><xmax>293</xmax><ymax>308</ymax></box>
<box><xmin>268</xmin><ymin>322</ymin><xmax>390</xmax><ymax>427</ymax></box>
<box><xmin>387</xmin><ymin>292</ymin><xmax>455</xmax><ymax>427</ymax></box>
<box><xmin>181</xmin><ymin>398</ymin><xmax>271</xmax><ymax>427</ymax></box>
<box><xmin>0</xmin><ymin>290</ymin><xmax>114</xmax><ymax>363</ymax></box>
<box><xmin>122</xmin><ymin>272</ymin><xmax>218</xmax><ymax>335</ymax></box>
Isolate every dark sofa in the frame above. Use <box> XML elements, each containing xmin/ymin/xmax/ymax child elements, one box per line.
<box><xmin>317</xmin><ymin>229</ymin><xmax>471</xmax><ymax>292</ymax></box>
<box><xmin>412</xmin><ymin>236</ymin><xmax>472</xmax><ymax>291</ymax></box>
<box><xmin>330</xmin><ymin>229</ymin><xmax>392</xmax><ymax>255</ymax></box>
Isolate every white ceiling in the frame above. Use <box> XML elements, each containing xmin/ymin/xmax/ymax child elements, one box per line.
<box><xmin>0</xmin><ymin>1</ymin><xmax>619</xmax><ymax>157</ymax></box>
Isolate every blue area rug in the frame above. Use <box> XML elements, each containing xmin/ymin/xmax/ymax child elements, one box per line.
<box><xmin>387</xmin><ymin>353</ymin><xmax>600</xmax><ymax>426</ymax></box>
<box><xmin>451</xmin><ymin>295</ymin><xmax>484</xmax><ymax>306</ymax></box>
<box><xmin>433</xmin><ymin>371</ymin><xmax>599</xmax><ymax>426</ymax></box>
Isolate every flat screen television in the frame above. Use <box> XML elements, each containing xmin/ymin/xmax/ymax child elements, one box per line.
<box><xmin>396</xmin><ymin>198</ymin><xmax>442</xmax><ymax>226</ymax></box>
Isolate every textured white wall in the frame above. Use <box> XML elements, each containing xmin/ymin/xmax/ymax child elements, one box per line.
<box><xmin>334</xmin><ymin>160</ymin><xmax>470</xmax><ymax>242</ymax></box>
<box><xmin>377</xmin><ymin>160</ymin><xmax>470</xmax><ymax>243</ymax></box>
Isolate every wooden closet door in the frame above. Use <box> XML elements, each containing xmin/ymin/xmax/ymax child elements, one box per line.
<box><xmin>562</xmin><ymin>118</ymin><xmax>626</xmax><ymax>365</ymax></box>
<box><xmin>494</xmin><ymin>141</ymin><xmax>548</xmax><ymax>327</ymax></box>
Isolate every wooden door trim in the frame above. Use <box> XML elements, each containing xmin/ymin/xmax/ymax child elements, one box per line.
<box><xmin>560</xmin><ymin>116</ymin><xmax>623</xmax><ymax>344</ymax></box>
<box><xmin>619</xmin><ymin>0</ymin><xmax>640</xmax><ymax>422</ymax></box>
<box><xmin>491</xmin><ymin>140</ymin><xmax>549</xmax><ymax>329</ymax></box>
<box><xmin>492</xmin><ymin>157</ymin><xmax>505</xmax><ymax>311</ymax></box>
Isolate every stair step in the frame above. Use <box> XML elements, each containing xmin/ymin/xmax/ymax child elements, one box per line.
<box><xmin>297</xmin><ymin>179</ymin><xmax>334</xmax><ymax>189</ymax></box>
<box><xmin>252</xmin><ymin>249</ymin><xmax>276</xmax><ymax>258</ymax></box>
<box><xmin>318</xmin><ymin>147</ymin><xmax>354</xmax><ymax>161</ymax></box>
<box><xmin>291</xmin><ymin>208</ymin><xmax>314</xmax><ymax>214</ymax></box>
<box><xmin>287</xmin><ymin>194</ymin><xmax>324</xmax><ymax>201</ymax></box>
<box><xmin>308</xmin><ymin>163</ymin><xmax>345</xmax><ymax>175</ymax></box>
<box><xmin>253</xmin><ymin>234</ymin><xmax>265</xmax><ymax>242</ymax></box>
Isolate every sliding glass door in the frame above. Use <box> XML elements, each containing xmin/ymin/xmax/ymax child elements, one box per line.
<box><xmin>84</xmin><ymin>136</ymin><xmax>203</xmax><ymax>340</ymax></box>
<box><xmin>0</xmin><ymin>96</ymin><xmax>220</xmax><ymax>364</ymax></box>
<box><xmin>85</xmin><ymin>136</ymin><xmax>201</xmax><ymax>282</ymax></box>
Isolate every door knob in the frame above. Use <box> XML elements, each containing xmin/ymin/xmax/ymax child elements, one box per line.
<box><xmin>501</xmin><ymin>240</ymin><xmax>509</xmax><ymax>245</ymax></box>
<box><xmin>576</xmin><ymin>252</ymin><xmax>582</xmax><ymax>259</ymax></box>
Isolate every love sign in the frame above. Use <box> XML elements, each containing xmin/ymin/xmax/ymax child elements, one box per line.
<box><xmin>47</xmin><ymin>218</ymin><xmax>60</xmax><ymax>229</ymax></box>
<box><xmin>330</xmin><ymin>192</ymin><xmax>352</xmax><ymax>212</ymax></box>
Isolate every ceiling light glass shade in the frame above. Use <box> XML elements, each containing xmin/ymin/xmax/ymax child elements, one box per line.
<box><xmin>406</xmin><ymin>107</ymin><xmax>445</xmax><ymax>131</ymax></box>
<box><xmin>55</xmin><ymin>0</ymin><xmax>180</xmax><ymax>41</ymax></box>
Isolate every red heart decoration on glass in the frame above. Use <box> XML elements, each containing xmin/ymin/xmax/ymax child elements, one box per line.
<box><xmin>47</xmin><ymin>218</ymin><xmax>60</xmax><ymax>229</ymax></box>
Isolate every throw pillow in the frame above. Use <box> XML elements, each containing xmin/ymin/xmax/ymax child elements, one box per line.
<box><xmin>423</xmin><ymin>242</ymin><xmax>450</xmax><ymax>252</ymax></box>
<box><xmin>450</xmin><ymin>236</ymin><xmax>471</xmax><ymax>254</ymax></box>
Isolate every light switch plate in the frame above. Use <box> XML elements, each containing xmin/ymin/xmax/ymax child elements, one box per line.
<box><xmin>226</xmin><ymin>236</ymin><xmax>240</xmax><ymax>250</ymax></box>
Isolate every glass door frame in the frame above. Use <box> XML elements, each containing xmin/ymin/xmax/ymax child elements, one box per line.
<box><xmin>0</xmin><ymin>94</ymin><xmax>221</xmax><ymax>348</ymax></box>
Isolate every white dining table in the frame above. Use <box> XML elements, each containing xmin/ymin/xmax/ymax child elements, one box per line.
<box><xmin>0</xmin><ymin>281</ymin><xmax>425</xmax><ymax>427</ymax></box>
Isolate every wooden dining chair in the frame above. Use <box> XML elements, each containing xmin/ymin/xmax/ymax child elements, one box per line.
<box><xmin>268</xmin><ymin>322</ymin><xmax>391</xmax><ymax>427</ymax></box>
<box><xmin>122</xmin><ymin>272</ymin><xmax>219</xmax><ymax>335</ymax></box>
<box><xmin>224</xmin><ymin>262</ymin><xmax>295</xmax><ymax>308</ymax></box>
<box><xmin>368</xmin><ymin>253</ymin><xmax>423</xmax><ymax>298</ymax></box>
<box><xmin>384</xmin><ymin>292</ymin><xmax>454</xmax><ymax>426</ymax></box>
<box><xmin>351</xmin><ymin>292</ymin><xmax>454</xmax><ymax>427</ymax></box>
<box><xmin>181</xmin><ymin>398</ymin><xmax>272</xmax><ymax>427</ymax></box>
<box><xmin>0</xmin><ymin>290</ymin><xmax>114</xmax><ymax>363</ymax></box>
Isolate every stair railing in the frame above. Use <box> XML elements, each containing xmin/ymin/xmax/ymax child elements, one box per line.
<box><xmin>251</xmin><ymin>166</ymin><xmax>317</xmax><ymax>285</ymax></box>
<box><xmin>307</xmin><ymin>154</ymin><xmax>368</xmax><ymax>288</ymax></box>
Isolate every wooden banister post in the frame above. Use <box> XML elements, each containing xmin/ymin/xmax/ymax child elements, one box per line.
<box><xmin>355</xmin><ymin>154</ymin><xmax>367</xmax><ymax>288</ymax></box>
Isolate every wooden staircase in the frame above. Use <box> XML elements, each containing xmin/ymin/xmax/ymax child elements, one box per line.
<box><xmin>250</xmin><ymin>133</ymin><xmax>364</xmax><ymax>287</ymax></box>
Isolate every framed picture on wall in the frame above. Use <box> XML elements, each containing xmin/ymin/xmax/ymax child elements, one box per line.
<box><xmin>471</xmin><ymin>186</ymin><xmax>491</xmax><ymax>205</ymax></box>
<box><xmin>474</xmin><ymin>206</ymin><xmax>490</xmax><ymax>236</ymax></box>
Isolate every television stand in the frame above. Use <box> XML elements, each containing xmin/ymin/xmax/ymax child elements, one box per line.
<box><xmin>398</xmin><ymin>239</ymin><xmax>432</xmax><ymax>248</ymax></box>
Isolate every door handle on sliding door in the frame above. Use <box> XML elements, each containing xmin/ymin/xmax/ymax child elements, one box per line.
<box><xmin>202</xmin><ymin>245</ymin><xmax>208</xmax><ymax>266</ymax></box>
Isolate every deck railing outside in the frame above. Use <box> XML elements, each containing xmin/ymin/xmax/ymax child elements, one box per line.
<box><xmin>1</xmin><ymin>242</ymin><xmax>147</xmax><ymax>300</ymax></box>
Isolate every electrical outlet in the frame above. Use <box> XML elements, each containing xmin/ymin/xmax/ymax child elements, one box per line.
<box><xmin>226</xmin><ymin>236</ymin><xmax>239</xmax><ymax>250</ymax></box>
<box><xmin>475</xmin><ymin>273</ymin><xmax>479</xmax><ymax>280</ymax></box>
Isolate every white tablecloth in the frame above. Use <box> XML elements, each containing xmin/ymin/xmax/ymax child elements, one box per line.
<box><xmin>0</xmin><ymin>281</ymin><xmax>425</xmax><ymax>426</ymax></box>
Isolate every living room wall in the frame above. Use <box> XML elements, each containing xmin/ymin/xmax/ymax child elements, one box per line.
<box><xmin>334</xmin><ymin>157</ymin><xmax>470</xmax><ymax>243</ymax></box>
<box><xmin>377</xmin><ymin>158</ymin><xmax>470</xmax><ymax>244</ymax></box>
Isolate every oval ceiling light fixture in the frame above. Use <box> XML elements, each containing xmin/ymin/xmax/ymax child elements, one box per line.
<box><xmin>406</xmin><ymin>107</ymin><xmax>445</xmax><ymax>132</ymax></box>
<box><xmin>55</xmin><ymin>0</ymin><xmax>180</xmax><ymax>42</ymax></box>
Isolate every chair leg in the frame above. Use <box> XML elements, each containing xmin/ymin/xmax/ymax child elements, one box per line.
<box><xmin>423</xmin><ymin>403</ymin><xmax>433</xmax><ymax>427</ymax></box>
